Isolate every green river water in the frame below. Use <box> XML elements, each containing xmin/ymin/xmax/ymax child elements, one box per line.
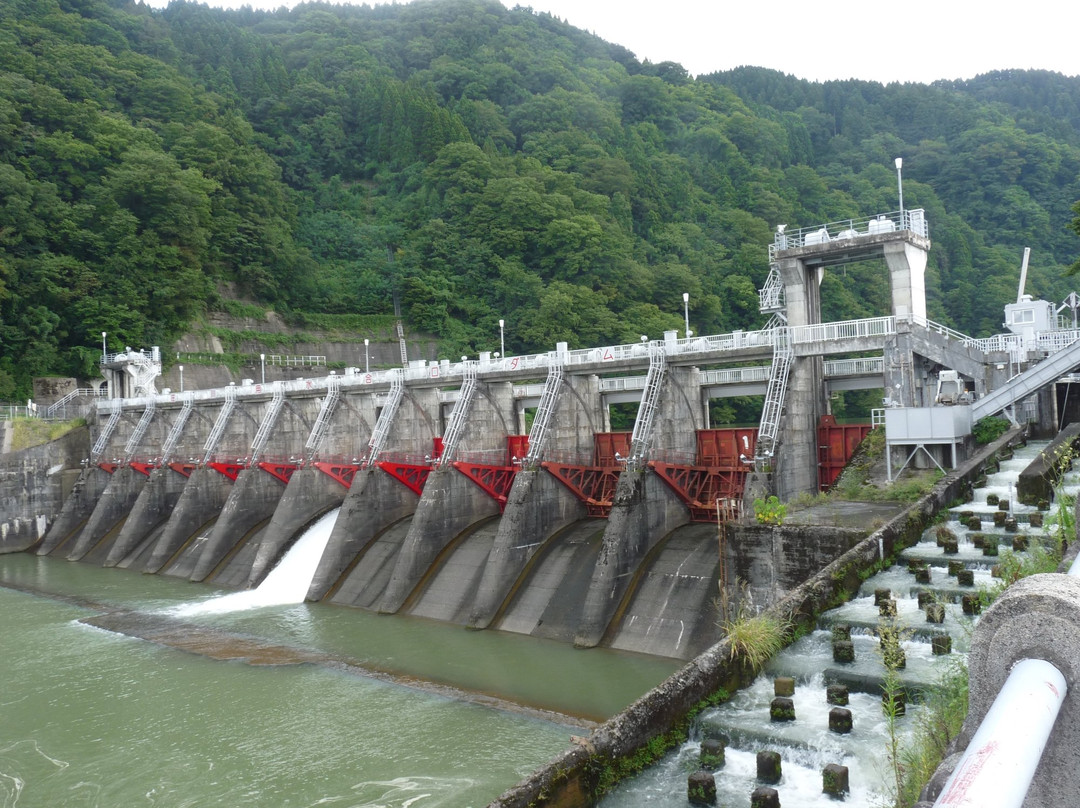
<box><xmin>0</xmin><ymin>553</ymin><xmax>679</xmax><ymax>808</ymax></box>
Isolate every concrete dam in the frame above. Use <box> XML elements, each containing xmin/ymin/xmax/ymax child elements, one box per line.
<box><xmin>19</xmin><ymin>207</ymin><xmax>1080</xmax><ymax>661</ymax></box>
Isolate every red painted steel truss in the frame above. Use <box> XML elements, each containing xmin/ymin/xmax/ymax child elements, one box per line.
<box><xmin>649</xmin><ymin>462</ymin><xmax>748</xmax><ymax>522</ymax></box>
<box><xmin>129</xmin><ymin>461</ymin><xmax>157</xmax><ymax>477</ymax></box>
<box><xmin>207</xmin><ymin>461</ymin><xmax>247</xmax><ymax>481</ymax></box>
<box><xmin>97</xmin><ymin>462</ymin><xmax>119</xmax><ymax>474</ymax></box>
<box><xmin>313</xmin><ymin>461</ymin><xmax>360</xmax><ymax>489</ymax></box>
<box><xmin>453</xmin><ymin>462</ymin><xmax>517</xmax><ymax>511</ymax></box>
<box><xmin>257</xmin><ymin>461</ymin><xmax>301</xmax><ymax>486</ymax></box>
<box><xmin>376</xmin><ymin>461</ymin><xmax>431</xmax><ymax>496</ymax></box>
<box><xmin>541</xmin><ymin>463</ymin><xmax>622</xmax><ymax>517</ymax></box>
<box><xmin>168</xmin><ymin>462</ymin><xmax>197</xmax><ymax>477</ymax></box>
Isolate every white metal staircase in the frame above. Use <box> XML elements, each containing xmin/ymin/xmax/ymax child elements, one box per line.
<box><xmin>627</xmin><ymin>341</ymin><xmax>667</xmax><ymax>469</ymax></box>
<box><xmin>523</xmin><ymin>353</ymin><xmax>564</xmax><ymax>467</ymax></box>
<box><xmin>437</xmin><ymin>360</ymin><xmax>478</xmax><ymax>467</ymax></box>
<box><xmin>755</xmin><ymin>317</ymin><xmax>792</xmax><ymax>472</ymax></box>
<box><xmin>123</xmin><ymin>399</ymin><xmax>156</xmax><ymax>458</ymax></box>
<box><xmin>90</xmin><ymin>403</ymin><xmax>123</xmax><ymax>463</ymax></box>
<box><xmin>304</xmin><ymin>375</ymin><xmax>341</xmax><ymax>460</ymax></box>
<box><xmin>249</xmin><ymin>386</ymin><xmax>285</xmax><ymax>465</ymax></box>
<box><xmin>201</xmin><ymin>385</ymin><xmax>237</xmax><ymax>463</ymax></box>
<box><xmin>159</xmin><ymin>394</ymin><xmax>194</xmax><ymax>464</ymax></box>
<box><xmin>362</xmin><ymin>369</ymin><xmax>404</xmax><ymax>468</ymax></box>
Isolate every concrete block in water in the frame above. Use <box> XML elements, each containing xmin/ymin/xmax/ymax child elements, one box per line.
<box><xmin>932</xmin><ymin>633</ymin><xmax>952</xmax><ymax>655</ymax></box>
<box><xmin>687</xmin><ymin>770</ymin><xmax>716</xmax><ymax>805</ymax></box>
<box><xmin>957</xmin><ymin>569</ymin><xmax>975</xmax><ymax>586</ymax></box>
<box><xmin>773</xmin><ymin>676</ymin><xmax>795</xmax><ymax>697</ymax></box>
<box><xmin>826</xmin><ymin>684</ymin><xmax>849</xmax><ymax>705</ymax></box>
<box><xmin>750</xmin><ymin>785</ymin><xmax>780</xmax><ymax>808</ymax></box>
<box><xmin>823</xmin><ymin>762</ymin><xmax>850</xmax><ymax>797</ymax></box>
<box><xmin>756</xmin><ymin>750</ymin><xmax>781</xmax><ymax>784</ymax></box>
<box><xmin>832</xmin><ymin>639</ymin><xmax>855</xmax><ymax>663</ymax></box>
<box><xmin>699</xmin><ymin>738</ymin><xmax>725</xmax><ymax>770</ymax></box>
<box><xmin>925</xmin><ymin>602</ymin><xmax>946</xmax><ymax>623</ymax></box>
<box><xmin>829</xmin><ymin>707</ymin><xmax>852</xmax><ymax>734</ymax></box>
<box><xmin>770</xmin><ymin>697</ymin><xmax>795</xmax><ymax>722</ymax></box>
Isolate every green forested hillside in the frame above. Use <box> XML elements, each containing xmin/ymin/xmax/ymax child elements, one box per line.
<box><xmin>2</xmin><ymin>0</ymin><xmax>1079</xmax><ymax>397</ymax></box>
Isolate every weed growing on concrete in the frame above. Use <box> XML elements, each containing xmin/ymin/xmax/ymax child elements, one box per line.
<box><xmin>752</xmin><ymin>495</ymin><xmax>786</xmax><ymax>525</ymax></box>
<box><xmin>721</xmin><ymin>609</ymin><xmax>788</xmax><ymax>673</ymax></box>
<box><xmin>894</xmin><ymin>657</ymin><xmax>969</xmax><ymax>807</ymax></box>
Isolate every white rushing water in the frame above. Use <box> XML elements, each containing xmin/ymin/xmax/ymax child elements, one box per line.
<box><xmin>172</xmin><ymin>508</ymin><xmax>340</xmax><ymax>615</ymax></box>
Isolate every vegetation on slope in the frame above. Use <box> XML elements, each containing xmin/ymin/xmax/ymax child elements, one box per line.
<box><xmin>2</xmin><ymin>0</ymin><xmax>1080</xmax><ymax>400</ymax></box>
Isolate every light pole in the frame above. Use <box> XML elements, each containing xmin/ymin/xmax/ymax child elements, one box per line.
<box><xmin>178</xmin><ymin>365</ymin><xmax>183</xmax><ymax>392</ymax></box>
<box><xmin>682</xmin><ymin>292</ymin><xmax>690</xmax><ymax>338</ymax></box>
<box><xmin>260</xmin><ymin>353</ymin><xmax>265</xmax><ymax>384</ymax></box>
<box><xmin>364</xmin><ymin>338</ymin><xmax>370</xmax><ymax>374</ymax></box>
<box><xmin>101</xmin><ymin>331</ymin><xmax>107</xmax><ymax>360</ymax></box>
<box><xmin>498</xmin><ymin>319</ymin><xmax>505</xmax><ymax>357</ymax></box>
<box><xmin>895</xmin><ymin>157</ymin><xmax>904</xmax><ymax>224</ymax></box>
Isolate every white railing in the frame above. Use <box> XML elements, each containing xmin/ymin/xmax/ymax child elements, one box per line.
<box><xmin>790</xmin><ymin>316</ymin><xmax>896</xmax><ymax>345</ymax></box>
<box><xmin>599</xmin><ymin>376</ymin><xmax>648</xmax><ymax>393</ymax></box>
<box><xmin>770</xmin><ymin>209</ymin><xmax>928</xmax><ymax>258</ymax></box>
<box><xmin>700</xmin><ymin>366</ymin><xmax>770</xmax><ymax>386</ymax></box>
<box><xmin>45</xmin><ymin>388</ymin><xmax>105</xmax><ymax>419</ymax></box>
<box><xmin>266</xmin><ymin>355</ymin><xmax>326</xmax><ymax>367</ymax></box>
<box><xmin>823</xmin><ymin>357</ymin><xmax>885</xmax><ymax>377</ymax></box>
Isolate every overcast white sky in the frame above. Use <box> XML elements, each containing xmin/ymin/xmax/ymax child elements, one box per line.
<box><xmin>158</xmin><ymin>0</ymin><xmax>1080</xmax><ymax>85</ymax></box>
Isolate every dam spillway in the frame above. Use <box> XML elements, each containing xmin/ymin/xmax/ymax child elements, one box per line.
<box><xmin>14</xmin><ymin>209</ymin><xmax>1080</xmax><ymax>661</ymax></box>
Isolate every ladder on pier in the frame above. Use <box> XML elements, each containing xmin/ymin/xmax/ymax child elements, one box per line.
<box><xmin>627</xmin><ymin>342</ymin><xmax>667</xmax><ymax>470</ymax></box>
<box><xmin>249</xmin><ymin>385</ymin><xmax>285</xmax><ymax>465</ymax></box>
<box><xmin>438</xmin><ymin>360</ymin><xmax>478</xmax><ymax>467</ymax></box>
<box><xmin>304</xmin><ymin>375</ymin><xmax>341</xmax><ymax>460</ymax></box>
<box><xmin>755</xmin><ymin>317</ymin><xmax>792</xmax><ymax>472</ymax></box>
<box><xmin>758</xmin><ymin>263</ymin><xmax>785</xmax><ymax>314</ymax></box>
<box><xmin>362</xmin><ymin>369</ymin><xmax>404</xmax><ymax>467</ymax></box>
<box><xmin>90</xmin><ymin>403</ymin><xmax>123</xmax><ymax>464</ymax></box>
<box><xmin>201</xmin><ymin>385</ymin><xmax>237</xmax><ymax>463</ymax></box>
<box><xmin>159</xmin><ymin>394</ymin><xmax>194</xmax><ymax>464</ymax></box>
<box><xmin>523</xmin><ymin>354</ymin><xmax>564</xmax><ymax>468</ymax></box>
<box><xmin>123</xmin><ymin>399</ymin><xmax>156</xmax><ymax>459</ymax></box>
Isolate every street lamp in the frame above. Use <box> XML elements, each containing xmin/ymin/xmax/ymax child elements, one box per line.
<box><xmin>682</xmin><ymin>292</ymin><xmax>690</xmax><ymax>338</ymax></box>
<box><xmin>178</xmin><ymin>365</ymin><xmax>183</xmax><ymax>392</ymax></box>
<box><xmin>364</xmin><ymin>338</ymin><xmax>370</xmax><ymax>374</ymax></box>
<box><xmin>895</xmin><ymin>157</ymin><xmax>904</xmax><ymax>222</ymax></box>
<box><xmin>101</xmin><ymin>331</ymin><xmax>107</xmax><ymax>360</ymax></box>
<box><xmin>498</xmin><ymin>319</ymin><xmax>505</xmax><ymax>357</ymax></box>
<box><xmin>260</xmin><ymin>353</ymin><xmax>265</xmax><ymax>384</ymax></box>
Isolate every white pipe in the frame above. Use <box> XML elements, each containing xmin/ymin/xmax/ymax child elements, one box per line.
<box><xmin>934</xmin><ymin>658</ymin><xmax>1067</xmax><ymax>808</ymax></box>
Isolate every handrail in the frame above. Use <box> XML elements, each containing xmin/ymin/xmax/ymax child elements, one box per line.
<box><xmin>770</xmin><ymin>208</ymin><xmax>928</xmax><ymax>258</ymax></box>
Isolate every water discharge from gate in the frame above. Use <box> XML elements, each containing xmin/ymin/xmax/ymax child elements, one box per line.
<box><xmin>172</xmin><ymin>508</ymin><xmax>339</xmax><ymax>615</ymax></box>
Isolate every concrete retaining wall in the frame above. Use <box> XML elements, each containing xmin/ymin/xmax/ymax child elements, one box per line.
<box><xmin>0</xmin><ymin>426</ymin><xmax>89</xmax><ymax>553</ymax></box>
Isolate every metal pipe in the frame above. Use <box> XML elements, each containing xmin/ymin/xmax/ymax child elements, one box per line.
<box><xmin>934</xmin><ymin>658</ymin><xmax>1067</xmax><ymax>808</ymax></box>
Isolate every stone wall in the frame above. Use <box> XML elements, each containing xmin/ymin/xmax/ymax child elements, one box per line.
<box><xmin>0</xmin><ymin>425</ymin><xmax>89</xmax><ymax>553</ymax></box>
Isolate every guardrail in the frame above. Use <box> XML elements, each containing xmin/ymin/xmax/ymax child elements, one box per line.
<box><xmin>770</xmin><ymin>208</ymin><xmax>928</xmax><ymax>258</ymax></box>
<box><xmin>266</xmin><ymin>354</ymin><xmax>326</xmax><ymax>367</ymax></box>
<box><xmin>790</xmin><ymin>315</ymin><xmax>896</xmax><ymax>345</ymax></box>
